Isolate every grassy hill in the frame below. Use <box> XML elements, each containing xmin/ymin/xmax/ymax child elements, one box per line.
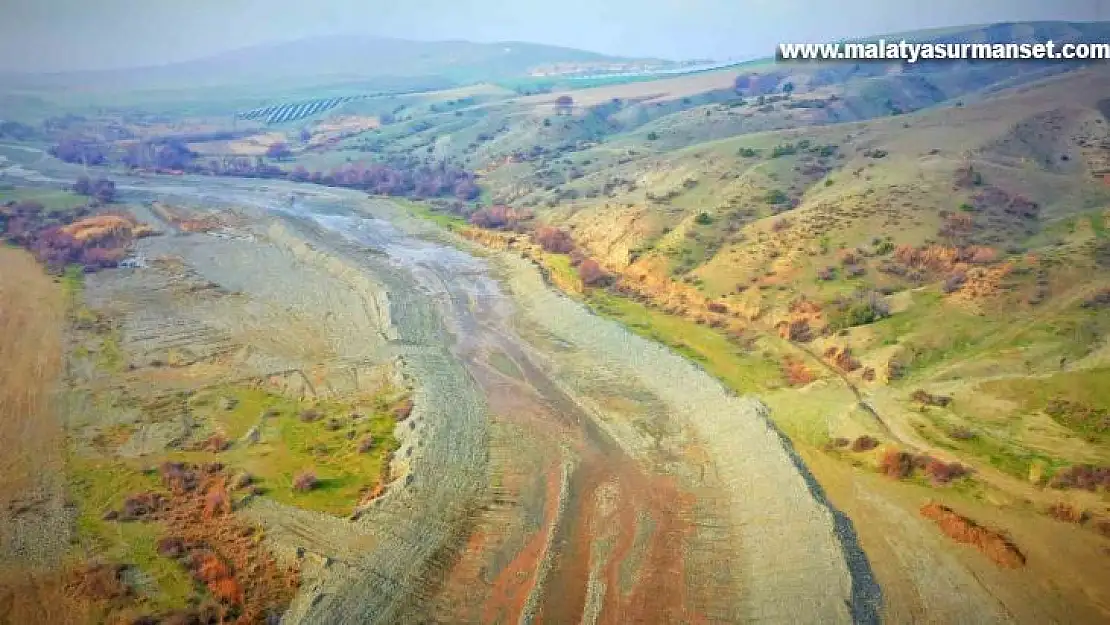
<box><xmin>279</xmin><ymin>22</ymin><xmax>1110</xmax><ymax>515</ymax></box>
<box><xmin>486</xmin><ymin>63</ymin><xmax>1110</xmax><ymax>485</ymax></box>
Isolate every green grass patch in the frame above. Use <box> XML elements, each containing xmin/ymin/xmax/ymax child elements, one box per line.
<box><xmin>67</xmin><ymin>458</ymin><xmax>197</xmax><ymax>613</ymax></box>
<box><xmin>61</xmin><ymin>265</ymin><xmax>84</xmax><ymax>305</ymax></box>
<box><xmin>584</xmin><ymin>290</ymin><xmax>783</xmax><ymax>393</ymax></box>
<box><xmin>954</xmin><ymin>430</ymin><xmax>1067</xmax><ymax>480</ymax></box>
<box><xmin>539</xmin><ymin>251</ymin><xmax>583</xmax><ymax>292</ymax></box>
<box><xmin>913</xmin><ymin>409</ymin><xmax>1062</xmax><ymax>479</ymax></box>
<box><xmin>96</xmin><ymin>330</ymin><xmax>125</xmax><ymax>372</ymax></box>
<box><xmin>1089</xmin><ymin>212</ymin><xmax>1108</xmax><ymax>239</ymax></box>
<box><xmin>875</xmin><ymin>294</ymin><xmax>1018</xmax><ymax>378</ymax></box>
<box><xmin>0</xmin><ymin>186</ymin><xmax>86</xmax><ymax>215</ymax></box>
<box><xmin>487</xmin><ymin>350</ymin><xmax>524</xmax><ymax>380</ymax></box>
<box><xmin>188</xmin><ymin>386</ymin><xmax>402</xmax><ymax>516</ymax></box>
<box><xmin>980</xmin><ymin>368</ymin><xmax>1110</xmax><ymax>414</ymax></box>
<box><xmin>391</xmin><ymin>198</ymin><xmax>468</xmax><ymax>231</ymax></box>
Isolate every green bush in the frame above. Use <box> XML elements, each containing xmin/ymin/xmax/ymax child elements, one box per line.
<box><xmin>764</xmin><ymin>189</ymin><xmax>789</xmax><ymax>205</ymax></box>
<box><xmin>694</xmin><ymin>212</ymin><xmax>713</xmax><ymax>225</ymax></box>
<box><xmin>770</xmin><ymin>143</ymin><xmax>797</xmax><ymax>158</ymax></box>
<box><xmin>828</xmin><ymin>291</ymin><xmax>891</xmax><ymax>330</ymax></box>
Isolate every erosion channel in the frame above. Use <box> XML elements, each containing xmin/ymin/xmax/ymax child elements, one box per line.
<box><xmin>8</xmin><ymin>156</ymin><xmax>880</xmax><ymax>624</ymax></box>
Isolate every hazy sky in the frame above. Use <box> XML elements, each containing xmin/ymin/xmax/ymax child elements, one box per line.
<box><xmin>0</xmin><ymin>0</ymin><xmax>1102</xmax><ymax>72</ymax></box>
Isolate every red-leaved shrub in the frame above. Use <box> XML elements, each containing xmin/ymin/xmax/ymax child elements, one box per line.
<box><xmin>292</xmin><ymin>471</ymin><xmax>318</xmax><ymax>492</ymax></box>
<box><xmin>535</xmin><ymin>226</ymin><xmax>575</xmax><ymax>253</ymax></box>
<box><xmin>923</xmin><ymin>458</ymin><xmax>970</xmax><ymax>485</ymax></box>
<box><xmin>1049</xmin><ymin>464</ymin><xmax>1110</xmax><ymax>491</ymax></box>
<box><xmin>878</xmin><ymin>448</ymin><xmax>915</xmax><ymax>479</ymax></box>
<box><xmin>578</xmin><ymin>258</ymin><xmax>611</xmax><ymax>286</ymax></box>
<box><xmin>920</xmin><ymin>502</ymin><xmax>1025</xmax><ymax>568</ymax></box>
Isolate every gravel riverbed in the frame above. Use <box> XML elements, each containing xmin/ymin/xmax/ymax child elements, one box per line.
<box><xmin>4</xmin><ymin>157</ymin><xmax>880</xmax><ymax>623</ymax></box>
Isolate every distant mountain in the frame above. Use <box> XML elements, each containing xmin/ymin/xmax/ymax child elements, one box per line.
<box><xmin>2</xmin><ymin>36</ymin><xmax>664</xmax><ymax>91</ymax></box>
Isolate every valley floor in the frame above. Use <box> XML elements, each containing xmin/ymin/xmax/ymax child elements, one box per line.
<box><xmin>1</xmin><ymin>158</ymin><xmax>1108</xmax><ymax>623</ymax></box>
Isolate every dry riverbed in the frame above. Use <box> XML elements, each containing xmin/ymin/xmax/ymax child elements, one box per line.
<box><xmin>0</xmin><ymin>168</ymin><xmax>868</xmax><ymax>623</ymax></box>
<box><xmin>3</xmin><ymin>157</ymin><xmax>1106</xmax><ymax>623</ymax></box>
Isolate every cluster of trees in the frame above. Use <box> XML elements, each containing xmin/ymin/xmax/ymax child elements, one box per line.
<box><xmin>50</xmin><ymin>138</ymin><xmax>109</xmax><ymax>166</ymax></box>
<box><xmin>266</xmin><ymin>142</ymin><xmax>293</xmax><ymax>160</ymax></box>
<box><xmin>204</xmin><ymin>156</ymin><xmax>284</xmax><ymax>178</ymax></box>
<box><xmin>289</xmin><ymin>159</ymin><xmax>479</xmax><ymax>200</ymax></box>
<box><xmin>49</xmin><ymin>131</ymin><xmax>479</xmax><ymax>202</ymax></box>
<box><xmin>469</xmin><ymin>204</ymin><xmax>529</xmax><ymax>229</ymax></box>
<box><xmin>0</xmin><ymin>200</ymin><xmax>124</xmax><ymax>272</ymax></box>
<box><xmin>555</xmin><ymin>95</ymin><xmax>574</xmax><ymax>115</ymax></box>
<box><xmin>0</xmin><ymin>200</ymin><xmax>51</xmax><ymax>245</ymax></box>
<box><xmin>532</xmin><ymin>223</ymin><xmax>611</xmax><ymax>287</ymax></box>
<box><xmin>29</xmin><ymin>224</ymin><xmax>127</xmax><ymax>272</ymax></box>
<box><xmin>576</xmin><ymin>257</ymin><xmax>611</xmax><ymax>286</ymax></box>
<box><xmin>73</xmin><ymin>175</ymin><xmax>116</xmax><ymax>203</ymax></box>
<box><xmin>121</xmin><ymin>139</ymin><xmax>197</xmax><ymax>171</ymax></box>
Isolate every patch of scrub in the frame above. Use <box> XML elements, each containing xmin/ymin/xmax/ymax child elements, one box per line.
<box><xmin>186</xmin><ymin>385</ymin><xmax>405</xmax><ymax>517</ymax></box>
<box><xmin>67</xmin><ymin>458</ymin><xmax>197</xmax><ymax>614</ymax></box>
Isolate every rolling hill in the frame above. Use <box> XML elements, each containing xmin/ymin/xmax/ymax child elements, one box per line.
<box><xmin>0</xmin><ymin>35</ymin><xmax>665</xmax><ymax>92</ymax></box>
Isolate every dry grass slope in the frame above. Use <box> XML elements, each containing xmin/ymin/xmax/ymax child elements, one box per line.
<box><xmin>0</xmin><ymin>247</ymin><xmax>69</xmax><ymax>622</ymax></box>
<box><xmin>0</xmin><ymin>248</ymin><xmax>64</xmax><ymax>521</ymax></box>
